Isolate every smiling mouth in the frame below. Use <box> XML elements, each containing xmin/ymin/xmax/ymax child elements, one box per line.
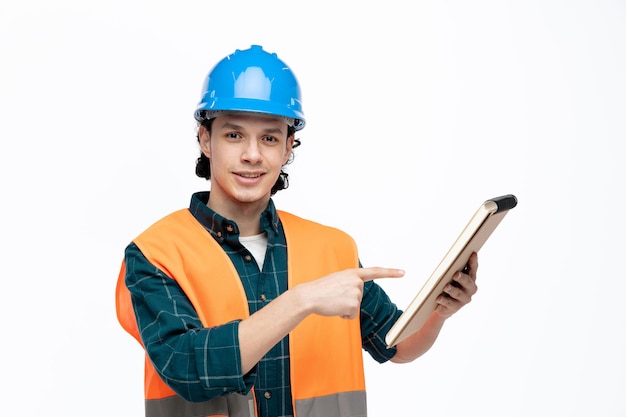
<box><xmin>236</xmin><ymin>172</ymin><xmax>263</xmax><ymax>178</ymax></box>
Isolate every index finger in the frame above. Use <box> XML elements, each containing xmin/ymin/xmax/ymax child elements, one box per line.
<box><xmin>358</xmin><ymin>267</ymin><xmax>405</xmax><ymax>282</ymax></box>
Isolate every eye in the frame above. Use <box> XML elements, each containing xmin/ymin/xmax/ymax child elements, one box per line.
<box><xmin>262</xmin><ymin>135</ymin><xmax>279</xmax><ymax>143</ymax></box>
<box><xmin>226</xmin><ymin>132</ymin><xmax>241</xmax><ymax>140</ymax></box>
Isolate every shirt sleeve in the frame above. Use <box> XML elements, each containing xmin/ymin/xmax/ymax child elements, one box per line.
<box><xmin>360</xmin><ymin>280</ymin><xmax>403</xmax><ymax>363</ymax></box>
<box><xmin>124</xmin><ymin>242</ymin><xmax>256</xmax><ymax>402</ymax></box>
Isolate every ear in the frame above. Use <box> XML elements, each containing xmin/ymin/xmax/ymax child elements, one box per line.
<box><xmin>283</xmin><ymin>135</ymin><xmax>295</xmax><ymax>165</ymax></box>
<box><xmin>198</xmin><ymin>125</ymin><xmax>211</xmax><ymax>158</ymax></box>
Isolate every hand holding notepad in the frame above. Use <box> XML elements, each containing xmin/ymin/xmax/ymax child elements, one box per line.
<box><xmin>385</xmin><ymin>194</ymin><xmax>518</xmax><ymax>348</ymax></box>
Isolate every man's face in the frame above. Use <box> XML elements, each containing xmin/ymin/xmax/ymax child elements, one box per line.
<box><xmin>199</xmin><ymin>112</ymin><xmax>294</xmax><ymax>214</ymax></box>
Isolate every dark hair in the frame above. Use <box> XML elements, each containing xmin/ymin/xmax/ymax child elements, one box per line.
<box><xmin>195</xmin><ymin>119</ymin><xmax>301</xmax><ymax>195</ymax></box>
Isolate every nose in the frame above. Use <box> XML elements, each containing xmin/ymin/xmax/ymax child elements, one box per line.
<box><xmin>242</xmin><ymin>139</ymin><xmax>262</xmax><ymax>163</ymax></box>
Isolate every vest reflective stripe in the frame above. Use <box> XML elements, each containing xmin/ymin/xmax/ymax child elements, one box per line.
<box><xmin>295</xmin><ymin>391</ymin><xmax>367</xmax><ymax>417</ymax></box>
<box><xmin>146</xmin><ymin>391</ymin><xmax>255</xmax><ymax>417</ymax></box>
<box><xmin>116</xmin><ymin>209</ymin><xmax>367</xmax><ymax>417</ymax></box>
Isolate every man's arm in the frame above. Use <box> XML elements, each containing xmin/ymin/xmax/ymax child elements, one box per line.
<box><xmin>124</xmin><ymin>243</ymin><xmax>255</xmax><ymax>401</ymax></box>
<box><xmin>238</xmin><ymin>267</ymin><xmax>405</xmax><ymax>373</ymax></box>
<box><xmin>391</xmin><ymin>252</ymin><xmax>479</xmax><ymax>363</ymax></box>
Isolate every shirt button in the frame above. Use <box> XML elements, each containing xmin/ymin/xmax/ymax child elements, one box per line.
<box><xmin>264</xmin><ymin>390</ymin><xmax>272</xmax><ymax>399</ymax></box>
<box><xmin>244</xmin><ymin>254</ymin><xmax>252</xmax><ymax>262</ymax></box>
<box><xmin>226</xmin><ymin>225</ymin><xmax>234</xmax><ymax>232</ymax></box>
<box><xmin>260</xmin><ymin>294</ymin><xmax>266</xmax><ymax>302</ymax></box>
<box><xmin>216</xmin><ymin>231</ymin><xmax>222</xmax><ymax>238</ymax></box>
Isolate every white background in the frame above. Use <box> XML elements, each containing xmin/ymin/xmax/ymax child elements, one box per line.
<box><xmin>1</xmin><ymin>1</ymin><xmax>625</xmax><ymax>416</ymax></box>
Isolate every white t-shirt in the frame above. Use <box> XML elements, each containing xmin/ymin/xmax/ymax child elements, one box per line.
<box><xmin>239</xmin><ymin>232</ymin><xmax>268</xmax><ymax>270</ymax></box>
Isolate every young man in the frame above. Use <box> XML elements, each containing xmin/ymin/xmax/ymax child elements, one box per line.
<box><xmin>116</xmin><ymin>45</ymin><xmax>478</xmax><ymax>417</ymax></box>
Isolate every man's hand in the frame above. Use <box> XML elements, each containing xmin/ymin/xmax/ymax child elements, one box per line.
<box><xmin>435</xmin><ymin>252</ymin><xmax>479</xmax><ymax>318</ymax></box>
<box><xmin>296</xmin><ymin>267</ymin><xmax>405</xmax><ymax>320</ymax></box>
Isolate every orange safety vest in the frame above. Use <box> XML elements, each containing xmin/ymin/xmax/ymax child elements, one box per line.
<box><xmin>116</xmin><ymin>209</ymin><xmax>367</xmax><ymax>417</ymax></box>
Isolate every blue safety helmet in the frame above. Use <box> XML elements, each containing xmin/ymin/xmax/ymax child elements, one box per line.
<box><xmin>194</xmin><ymin>45</ymin><xmax>305</xmax><ymax>131</ymax></box>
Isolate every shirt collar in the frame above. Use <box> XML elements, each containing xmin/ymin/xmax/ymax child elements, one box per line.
<box><xmin>188</xmin><ymin>191</ymin><xmax>280</xmax><ymax>243</ymax></box>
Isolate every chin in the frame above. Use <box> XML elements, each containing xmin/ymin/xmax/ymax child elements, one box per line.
<box><xmin>232</xmin><ymin>191</ymin><xmax>271</xmax><ymax>205</ymax></box>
